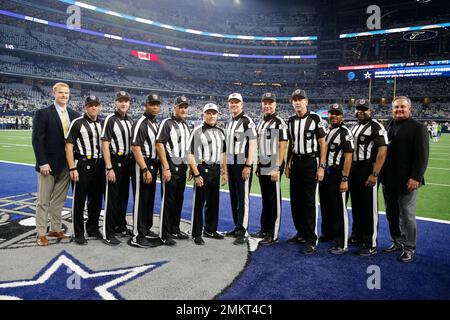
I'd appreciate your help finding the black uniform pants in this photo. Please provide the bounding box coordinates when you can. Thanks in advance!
[191,164,220,238]
[290,157,318,245]
[319,167,349,248]
[257,164,284,240]
[103,155,131,239]
[131,159,159,241]
[349,162,379,248]
[72,158,105,239]
[227,164,252,236]
[160,162,187,239]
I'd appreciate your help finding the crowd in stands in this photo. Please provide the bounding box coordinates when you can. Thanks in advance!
[1,83,449,130]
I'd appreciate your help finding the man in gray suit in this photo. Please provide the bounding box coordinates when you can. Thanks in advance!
[32,82,80,246]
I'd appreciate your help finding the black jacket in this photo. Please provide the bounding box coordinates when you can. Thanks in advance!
[380,117,429,192]
[32,104,80,176]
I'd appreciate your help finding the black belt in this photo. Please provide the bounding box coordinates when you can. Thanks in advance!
[353,160,372,165]
[76,155,101,162]
[293,153,317,160]
[200,162,220,167]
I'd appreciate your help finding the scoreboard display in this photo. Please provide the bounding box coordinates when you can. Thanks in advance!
[339,60,450,80]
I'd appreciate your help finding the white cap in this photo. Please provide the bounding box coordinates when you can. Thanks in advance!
[203,103,219,113]
[228,93,243,102]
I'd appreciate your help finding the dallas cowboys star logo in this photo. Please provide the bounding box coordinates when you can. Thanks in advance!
[0,250,167,300]
[364,71,372,79]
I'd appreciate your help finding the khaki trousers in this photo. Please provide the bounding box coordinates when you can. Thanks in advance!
[35,168,70,236]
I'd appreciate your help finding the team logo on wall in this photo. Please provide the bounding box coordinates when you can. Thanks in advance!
[403,30,438,42]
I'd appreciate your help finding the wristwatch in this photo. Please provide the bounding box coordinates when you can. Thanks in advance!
[371,172,379,177]
[341,176,349,182]
[244,164,252,168]
[319,163,326,169]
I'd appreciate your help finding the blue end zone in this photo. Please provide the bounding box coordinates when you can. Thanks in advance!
[1,162,449,299]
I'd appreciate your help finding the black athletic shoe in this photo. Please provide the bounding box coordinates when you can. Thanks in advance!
[103,236,121,246]
[328,246,348,255]
[302,244,317,255]
[250,230,267,238]
[224,229,238,238]
[356,246,377,256]
[172,231,189,240]
[397,251,413,262]
[233,236,248,245]
[129,237,152,248]
[203,231,224,240]
[287,234,307,244]
[194,236,205,245]
[259,235,276,245]
[146,230,159,239]
[163,237,177,246]
[383,243,402,253]
[74,237,88,245]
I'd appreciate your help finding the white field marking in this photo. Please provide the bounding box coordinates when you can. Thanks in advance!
[0,143,32,147]
[1,161,449,224]
[429,158,450,161]
[427,167,450,171]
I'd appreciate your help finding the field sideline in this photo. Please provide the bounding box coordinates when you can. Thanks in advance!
[1,129,449,221]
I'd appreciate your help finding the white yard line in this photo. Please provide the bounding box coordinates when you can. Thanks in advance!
[0,143,32,147]
[428,167,450,171]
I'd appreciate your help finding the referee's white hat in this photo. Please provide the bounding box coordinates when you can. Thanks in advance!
[203,103,219,113]
[228,93,243,102]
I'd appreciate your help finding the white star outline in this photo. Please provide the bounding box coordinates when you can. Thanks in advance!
[0,250,167,300]
[364,71,372,79]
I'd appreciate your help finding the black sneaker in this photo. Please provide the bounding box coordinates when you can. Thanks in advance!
[74,237,88,245]
[87,231,103,240]
[115,226,133,237]
[302,244,317,255]
[397,250,413,262]
[103,236,121,246]
[259,235,276,245]
[383,243,402,253]
[233,236,248,245]
[163,237,177,246]
[194,236,205,245]
[203,230,224,240]
[250,230,267,238]
[287,234,306,244]
[328,246,348,255]
[129,237,152,248]
[224,229,238,238]
[356,246,377,256]
[146,230,159,239]
[172,231,189,240]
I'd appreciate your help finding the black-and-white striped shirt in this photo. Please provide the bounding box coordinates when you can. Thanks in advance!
[188,123,226,164]
[351,118,388,162]
[256,113,288,166]
[101,111,133,155]
[131,113,158,160]
[288,111,327,155]
[225,112,257,165]
[156,115,190,162]
[325,124,354,167]
[65,114,102,158]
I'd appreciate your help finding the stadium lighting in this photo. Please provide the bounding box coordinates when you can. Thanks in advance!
[58,0,317,41]
[0,9,316,60]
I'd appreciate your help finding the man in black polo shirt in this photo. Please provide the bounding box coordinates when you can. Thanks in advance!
[101,91,133,245]
[129,93,163,248]
[187,103,227,245]
[252,93,288,245]
[225,93,257,245]
[65,95,104,245]
[286,89,327,254]
[318,104,354,255]
[156,95,191,246]
[349,99,388,256]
